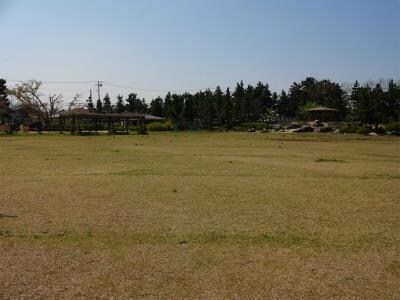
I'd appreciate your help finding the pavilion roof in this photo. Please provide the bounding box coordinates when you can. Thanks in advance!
[58,108,164,120]
[305,106,338,112]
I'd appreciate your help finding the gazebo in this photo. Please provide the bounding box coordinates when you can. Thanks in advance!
[58,108,163,134]
[305,106,338,122]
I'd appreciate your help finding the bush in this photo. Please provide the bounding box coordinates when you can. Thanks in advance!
[232,122,267,131]
[339,123,359,134]
[372,126,386,135]
[357,127,371,135]
[384,122,400,132]
[147,121,173,131]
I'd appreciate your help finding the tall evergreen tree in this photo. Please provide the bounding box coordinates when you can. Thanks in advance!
[0,79,10,123]
[221,88,233,128]
[125,93,139,112]
[385,80,400,122]
[86,93,94,112]
[213,86,224,124]
[96,98,103,113]
[164,92,173,119]
[232,81,245,123]
[183,93,194,121]
[171,93,184,121]
[115,95,125,113]
[150,96,164,117]
[103,93,112,113]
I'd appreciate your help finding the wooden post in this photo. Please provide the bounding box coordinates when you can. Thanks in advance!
[59,117,63,134]
[95,119,98,134]
[108,118,111,135]
[78,117,81,134]
[125,119,129,134]
[71,116,75,134]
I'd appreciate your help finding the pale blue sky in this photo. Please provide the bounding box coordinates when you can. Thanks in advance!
[0,0,399,103]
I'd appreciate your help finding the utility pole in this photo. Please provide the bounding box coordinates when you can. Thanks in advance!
[97,81,103,102]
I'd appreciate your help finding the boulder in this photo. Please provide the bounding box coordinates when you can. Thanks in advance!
[286,122,301,129]
[292,126,313,133]
[318,127,333,133]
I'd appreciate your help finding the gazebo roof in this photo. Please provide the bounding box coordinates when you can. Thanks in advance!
[58,108,164,120]
[305,106,338,112]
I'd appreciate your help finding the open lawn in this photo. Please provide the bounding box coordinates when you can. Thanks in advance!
[0,132,399,299]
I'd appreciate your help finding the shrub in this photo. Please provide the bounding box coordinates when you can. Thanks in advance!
[147,121,173,131]
[373,126,386,135]
[357,127,371,135]
[339,123,359,134]
[232,122,267,131]
[384,122,400,132]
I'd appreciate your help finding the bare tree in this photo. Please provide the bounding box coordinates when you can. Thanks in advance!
[68,93,82,111]
[9,80,64,130]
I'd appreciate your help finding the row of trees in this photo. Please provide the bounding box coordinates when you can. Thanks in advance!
[0,79,10,124]
[85,77,400,128]
[1,78,399,130]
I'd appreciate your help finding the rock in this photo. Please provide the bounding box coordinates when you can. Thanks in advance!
[311,120,323,127]
[318,127,333,133]
[368,132,378,136]
[286,122,301,129]
[247,128,256,132]
[291,126,313,133]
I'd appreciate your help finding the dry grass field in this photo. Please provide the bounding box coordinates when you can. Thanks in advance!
[0,132,399,299]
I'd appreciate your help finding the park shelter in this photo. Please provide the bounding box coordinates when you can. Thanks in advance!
[58,108,163,134]
[305,106,339,122]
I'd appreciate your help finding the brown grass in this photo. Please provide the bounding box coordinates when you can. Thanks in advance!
[0,132,399,298]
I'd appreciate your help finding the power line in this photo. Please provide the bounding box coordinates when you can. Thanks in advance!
[7,79,97,84]
[102,81,216,93]
[5,78,216,93]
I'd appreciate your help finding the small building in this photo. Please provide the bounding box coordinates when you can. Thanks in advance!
[305,106,339,122]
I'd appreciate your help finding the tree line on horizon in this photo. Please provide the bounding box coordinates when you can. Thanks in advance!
[1,77,400,129]
[86,77,400,128]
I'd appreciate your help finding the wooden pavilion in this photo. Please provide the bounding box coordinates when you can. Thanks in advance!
[305,106,339,122]
[58,108,163,134]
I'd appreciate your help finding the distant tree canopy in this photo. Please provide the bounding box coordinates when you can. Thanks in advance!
[0,79,10,123]
[80,77,400,128]
[351,80,400,126]
[3,77,397,130]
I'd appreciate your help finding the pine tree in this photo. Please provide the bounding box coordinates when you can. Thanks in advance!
[125,93,140,112]
[232,81,245,123]
[222,88,233,129]
[103,93,112,113]
[96,98,103,113]
[164,92,173,119]
[86,93,94,112]
[386,80,400,122]
[116,95,125,113]
[150,96,164,117]
[213,86,224,125]
[182,93,194,121]
[0,79,10,123]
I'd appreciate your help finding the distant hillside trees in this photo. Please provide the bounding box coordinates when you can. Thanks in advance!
[72,76,398,128]
[351,80,400,126]
[0,79,10,124]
